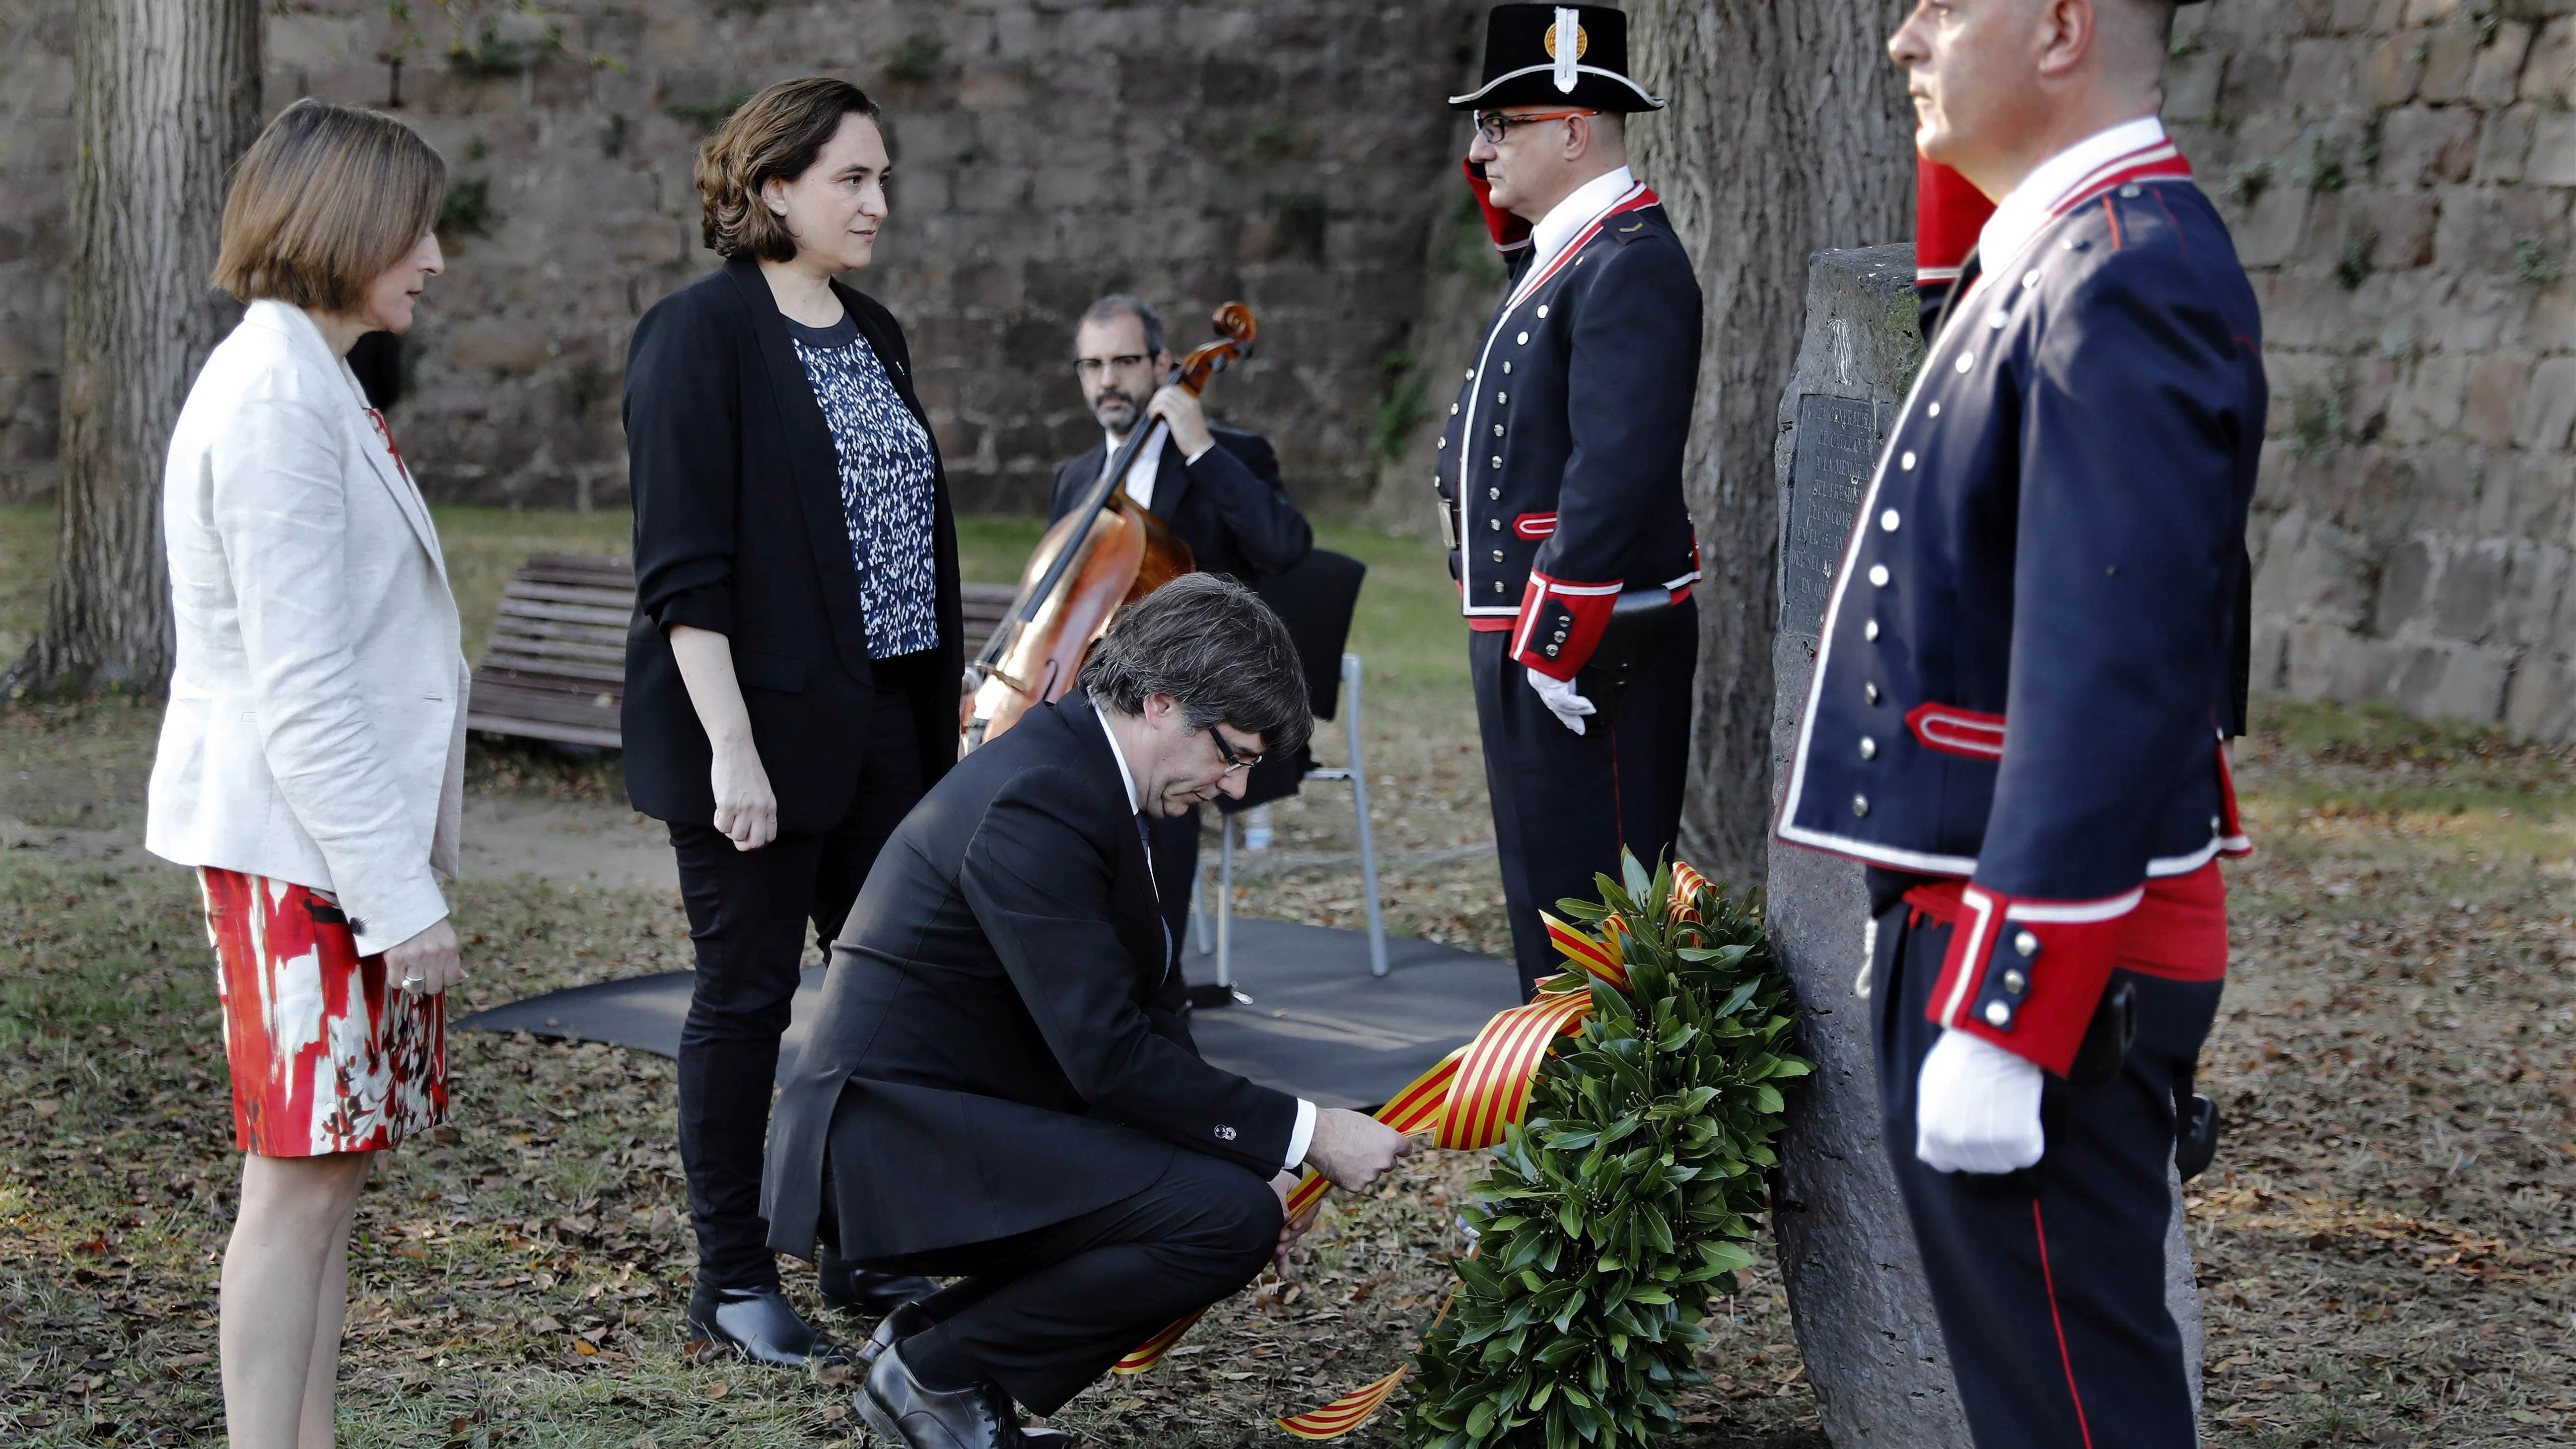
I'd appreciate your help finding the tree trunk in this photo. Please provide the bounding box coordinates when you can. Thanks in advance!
[1623,0,1915,888]
[7,0,260,694]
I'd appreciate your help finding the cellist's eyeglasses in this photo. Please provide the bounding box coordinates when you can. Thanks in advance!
[1074,354,1151,379]
[1473,109,1600,144]
[1206,726,1264,776]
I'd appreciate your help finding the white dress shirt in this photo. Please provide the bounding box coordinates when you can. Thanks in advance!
[1099,701,1318,1173]
[1976,116,2171,272]
[1524,164,1638,280]
[1101,424,1215,514]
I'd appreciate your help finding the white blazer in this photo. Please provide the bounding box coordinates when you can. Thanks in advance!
[147,299,469,956]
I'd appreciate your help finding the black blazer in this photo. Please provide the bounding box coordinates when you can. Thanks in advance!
[762,690,1301,1262]
[621,256,964,831]
[1047,426,1312,583]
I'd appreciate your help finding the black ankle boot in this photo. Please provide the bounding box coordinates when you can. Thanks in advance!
[685,1284,847,1368]
[818,1253,939,1316]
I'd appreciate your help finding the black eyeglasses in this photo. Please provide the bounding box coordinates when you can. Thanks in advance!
[1206,726,1264,776]
[1473,108,1600,144]
[1073,354,1151,379]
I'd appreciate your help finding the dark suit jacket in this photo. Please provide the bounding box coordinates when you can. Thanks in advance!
[621,256,964,832]
[1047,426,1311,584]
[762,690,1301,1262]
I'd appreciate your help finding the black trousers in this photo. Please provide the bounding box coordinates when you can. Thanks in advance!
[670,666,927,1291]
[850,1150,1281,1414]
[1872,896,2220,1449]
[1469,599,1696,999]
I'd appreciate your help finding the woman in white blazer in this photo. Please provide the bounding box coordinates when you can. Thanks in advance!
[145,99,460,1449]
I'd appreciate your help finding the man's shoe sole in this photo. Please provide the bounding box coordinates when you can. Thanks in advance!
[856,1387,905,1447]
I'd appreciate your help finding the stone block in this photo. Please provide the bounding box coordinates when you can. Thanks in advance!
[2519,356,2576,451]
[2431,536,2511,639]
[2476,25,2537,105]
[2503,651,2576,740]
[2464,353,2529,445]
[2374,533,2437,631]
[2368,30,2428,102]
[2284,514,2383,627]
[448,319,552,372]
[2369,191,2441,269]
[2287,36,2368,106]
[2525,18,2576,105]
[2231,181,2312,269]
[2385,352,2470,443]
[2377,104,2482,185]
[2502,541,2570,645]
[2417,21,2483,100]
[2389,640,2512,720]
[2530,111,2576,185]
[2475,103,2537,182]
[2403,0,2467,23]
[2286,620,2394,700]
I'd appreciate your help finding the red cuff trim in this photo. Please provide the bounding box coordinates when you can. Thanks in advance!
[1909,883,2139,1076]
[1510,572,1620,679]
[1906,702,2007,760]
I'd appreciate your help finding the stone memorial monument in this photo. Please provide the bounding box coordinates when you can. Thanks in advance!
[1763,245,2205,1446]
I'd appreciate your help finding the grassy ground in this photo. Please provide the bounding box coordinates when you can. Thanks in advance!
[5,505,2574,1446]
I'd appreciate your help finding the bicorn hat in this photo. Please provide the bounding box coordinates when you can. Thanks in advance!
[1449,5,1664,114]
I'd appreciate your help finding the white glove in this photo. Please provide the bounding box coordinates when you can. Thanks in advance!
[1915,1028,2045,1174]
[1525,668,1597,735]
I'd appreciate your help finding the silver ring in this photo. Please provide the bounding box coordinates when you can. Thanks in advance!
[400,974,426,989]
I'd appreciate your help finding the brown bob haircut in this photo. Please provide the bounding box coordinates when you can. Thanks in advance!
[695,77,882,262]
[212,99,446,312]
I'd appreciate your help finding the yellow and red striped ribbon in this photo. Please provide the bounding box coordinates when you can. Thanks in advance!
[1107,927,1640,1438]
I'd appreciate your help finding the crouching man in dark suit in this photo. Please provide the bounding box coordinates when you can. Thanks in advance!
[763,574,1416,1449]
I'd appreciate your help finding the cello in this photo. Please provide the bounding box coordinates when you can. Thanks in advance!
[962,302,1258,753]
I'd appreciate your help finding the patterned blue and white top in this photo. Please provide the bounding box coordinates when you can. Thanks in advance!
[787,312,940,660]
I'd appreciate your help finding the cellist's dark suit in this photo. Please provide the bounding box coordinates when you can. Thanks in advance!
[763,690,1297,1413]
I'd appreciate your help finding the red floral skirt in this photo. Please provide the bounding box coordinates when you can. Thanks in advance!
[198,867,447,1156]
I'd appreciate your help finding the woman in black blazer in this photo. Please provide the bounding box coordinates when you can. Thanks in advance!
[622,76,959,1364]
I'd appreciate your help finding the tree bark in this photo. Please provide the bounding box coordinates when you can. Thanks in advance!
[7,0,260,693]
[1624,0,1915,888]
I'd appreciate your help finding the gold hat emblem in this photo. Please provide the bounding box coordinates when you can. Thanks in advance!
[1542,21,1589,62]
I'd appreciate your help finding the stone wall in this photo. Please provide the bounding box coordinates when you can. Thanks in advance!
[2167,0,2576,733]
[0,0,1480,514]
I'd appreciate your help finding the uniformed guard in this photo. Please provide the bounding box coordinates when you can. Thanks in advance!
[1777,2,2255,1446]
[1436,4,1703,998]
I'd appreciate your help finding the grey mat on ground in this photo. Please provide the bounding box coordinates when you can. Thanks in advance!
[454,916,1523,1110]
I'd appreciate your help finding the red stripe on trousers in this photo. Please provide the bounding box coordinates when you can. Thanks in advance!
[2031,1201,2098,1449]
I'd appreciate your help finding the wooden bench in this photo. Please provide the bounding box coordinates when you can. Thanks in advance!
[465,553,1023,750]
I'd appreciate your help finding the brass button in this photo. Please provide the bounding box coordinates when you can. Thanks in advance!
[1487,487,1500,500]
[1928,402,1942,417]
[1858,737,1877,760]
[1491,456,1502,469]
[1863,620,1880,641]
[1543,643,1559,656]
[1864,682,1880,704]
[1437,437,1448,450]
[1869,564,1889,588]
[2014,930,2039,958]
[1490,549,1504,562]
[1954,352,1974,373]
[1493,581,1505,594]
[2021,271,2039,288]
[1983,1001,2012,1028]
[1535,305,1549,318]
[1516,331,1530,345]
[1851,795,1870,818]
[1987,311,2008,330]
[1502,361,1513,375]
[1900,451,1917,471]
[1496,392,1508,405]
[1488,518,1501,531]
[1880,509,1900,532]
[2002,969,2027,995]
[1493,423,1505,437]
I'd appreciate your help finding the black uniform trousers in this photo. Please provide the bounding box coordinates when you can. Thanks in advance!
[670,656,930,1292]
[1468,599,1696,999]
[836,1149,1281,1414]
[1872,894,2220,1449]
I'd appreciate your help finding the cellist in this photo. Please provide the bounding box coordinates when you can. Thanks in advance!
[1047,294,1313,985]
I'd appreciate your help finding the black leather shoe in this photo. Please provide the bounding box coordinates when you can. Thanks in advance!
[818,1253,940,1316]
[859,1340,1019,1449]
[854,1301,935,1372]
[686,1285,847,1368]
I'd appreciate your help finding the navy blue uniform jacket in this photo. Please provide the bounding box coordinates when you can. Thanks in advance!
[1434,181,1701,676]
[1777,158,2266,1073]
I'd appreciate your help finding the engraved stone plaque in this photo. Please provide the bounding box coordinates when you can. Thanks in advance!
[1780,393,1881,640]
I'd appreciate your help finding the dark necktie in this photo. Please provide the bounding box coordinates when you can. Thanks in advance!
[1137,810,1173,977]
